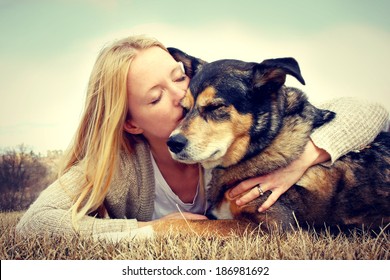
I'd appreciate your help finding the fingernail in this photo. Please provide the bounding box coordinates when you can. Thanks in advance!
[236,199,242,206]
[258,207,264,213]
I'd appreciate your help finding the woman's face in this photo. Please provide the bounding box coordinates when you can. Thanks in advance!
[125,47,190,143]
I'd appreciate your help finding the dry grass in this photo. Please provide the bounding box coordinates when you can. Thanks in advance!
[1,211,388,260]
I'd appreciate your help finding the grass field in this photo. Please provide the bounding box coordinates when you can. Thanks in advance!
[1,211,388,260]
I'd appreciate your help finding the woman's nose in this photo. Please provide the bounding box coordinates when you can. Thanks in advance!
[170,84,187,104]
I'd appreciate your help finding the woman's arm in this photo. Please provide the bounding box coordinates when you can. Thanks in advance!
[16,165,207,242]
[15,167,143,242]
[229,97,389,212]
[311,97,388,163]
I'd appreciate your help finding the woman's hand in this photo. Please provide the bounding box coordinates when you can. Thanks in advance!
[228,140,330,212]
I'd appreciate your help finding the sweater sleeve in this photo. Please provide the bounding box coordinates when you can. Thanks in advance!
[311,97,389,164]
[15,167,153,242]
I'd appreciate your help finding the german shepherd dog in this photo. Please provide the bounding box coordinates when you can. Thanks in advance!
[165,47,390,233]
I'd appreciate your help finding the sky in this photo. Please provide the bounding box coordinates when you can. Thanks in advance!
[0,0,389,154]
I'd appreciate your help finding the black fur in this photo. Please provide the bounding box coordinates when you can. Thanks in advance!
[168,48,390,232]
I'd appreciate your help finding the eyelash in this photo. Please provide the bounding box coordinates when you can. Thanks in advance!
[175,75,187,82]
[150,94,162,105]
[150,74,187,105]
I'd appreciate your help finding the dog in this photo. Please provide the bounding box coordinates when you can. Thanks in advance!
[164,47,390,233]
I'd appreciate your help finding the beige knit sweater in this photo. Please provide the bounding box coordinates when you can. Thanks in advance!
[15,98,389,241]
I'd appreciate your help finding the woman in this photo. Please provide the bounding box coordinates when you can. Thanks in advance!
[16,35,388,241]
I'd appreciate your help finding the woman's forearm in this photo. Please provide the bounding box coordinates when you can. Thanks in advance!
[311,97,388,164]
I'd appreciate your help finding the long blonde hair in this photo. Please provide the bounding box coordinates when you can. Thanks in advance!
[61,35,166,229]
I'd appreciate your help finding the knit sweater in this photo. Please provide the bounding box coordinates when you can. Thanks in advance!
[15,98,389,241]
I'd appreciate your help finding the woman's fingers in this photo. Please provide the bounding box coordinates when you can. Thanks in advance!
[229,176,264,198]
[235,183,266,206]
[257,190,281,212]
[234,183,283,212]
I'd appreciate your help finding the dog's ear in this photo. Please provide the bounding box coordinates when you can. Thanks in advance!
[253,57,305,92]
[167,47,207,78]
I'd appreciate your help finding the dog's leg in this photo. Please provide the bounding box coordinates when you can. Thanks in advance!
[151,219,257,237]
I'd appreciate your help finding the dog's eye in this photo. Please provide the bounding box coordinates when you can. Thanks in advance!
[205,103,226,113]
[203,103,229,121]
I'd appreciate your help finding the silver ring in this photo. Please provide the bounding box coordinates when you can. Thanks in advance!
[256,184,264,196]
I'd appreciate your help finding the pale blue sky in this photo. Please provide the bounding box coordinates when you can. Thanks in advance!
[1,0,389,153]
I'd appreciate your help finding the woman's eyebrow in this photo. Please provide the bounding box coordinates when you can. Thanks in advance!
[171,62,185,76]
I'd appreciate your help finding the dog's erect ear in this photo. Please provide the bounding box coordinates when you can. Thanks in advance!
[253,57,305,92]
[167,47,207,78]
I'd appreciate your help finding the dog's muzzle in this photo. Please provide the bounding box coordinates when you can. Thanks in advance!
[167,134,188,154]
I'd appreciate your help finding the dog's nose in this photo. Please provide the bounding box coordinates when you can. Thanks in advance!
[167,134,188,154]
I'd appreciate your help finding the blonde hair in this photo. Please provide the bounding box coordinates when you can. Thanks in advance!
[61,35,166,229]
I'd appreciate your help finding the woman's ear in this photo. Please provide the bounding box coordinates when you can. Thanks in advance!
[124,119,144,135]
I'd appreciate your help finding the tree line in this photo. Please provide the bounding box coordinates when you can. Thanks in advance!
[0,144,59,211]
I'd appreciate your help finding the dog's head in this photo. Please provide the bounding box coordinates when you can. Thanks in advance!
[167,48,330,169]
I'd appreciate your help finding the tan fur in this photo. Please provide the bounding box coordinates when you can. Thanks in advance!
[296,167,338,200]
[221,107,253,167]
[209,113,312,189]
[214,192,246,218]
[181,90,195,110]
[197,86,217,107]
[174,87,254,169]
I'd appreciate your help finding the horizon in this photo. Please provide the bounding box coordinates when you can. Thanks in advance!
[1,0,389,154]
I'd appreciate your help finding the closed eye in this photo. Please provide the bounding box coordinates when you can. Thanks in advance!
[150,92,163,105]
[205,104,225,112]
[175,75,187,82]
[202,102,229,121]
[205,100,227,112]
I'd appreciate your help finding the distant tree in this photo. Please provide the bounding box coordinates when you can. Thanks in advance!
[0,144,50,210]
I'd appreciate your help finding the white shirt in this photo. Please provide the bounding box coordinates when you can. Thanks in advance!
[151,154,211,219]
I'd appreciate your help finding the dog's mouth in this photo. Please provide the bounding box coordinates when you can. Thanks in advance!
[172,150,219,159]
[170,148,223,169]
[168,124,235,169]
